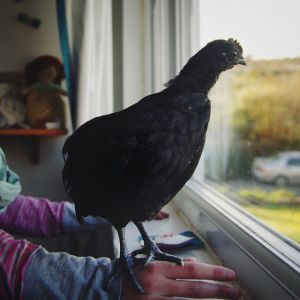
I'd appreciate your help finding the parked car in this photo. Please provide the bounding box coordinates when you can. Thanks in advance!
[252,151,300,186]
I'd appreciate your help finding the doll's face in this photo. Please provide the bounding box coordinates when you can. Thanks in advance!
[37,65,58,84]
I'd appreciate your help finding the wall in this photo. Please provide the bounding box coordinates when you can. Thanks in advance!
[0,0,61,70]
[122,0,148,108]
[0,0,69,200]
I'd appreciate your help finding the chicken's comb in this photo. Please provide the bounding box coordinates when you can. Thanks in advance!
[228,38,243,52]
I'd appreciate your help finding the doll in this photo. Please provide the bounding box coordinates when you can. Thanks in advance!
[0,83,26,128]
[23,55,67,128]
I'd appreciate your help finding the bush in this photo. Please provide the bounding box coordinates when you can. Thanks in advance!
[239,188,297,205]
[239,188,268,203]
[232,58,300,156]
[269,189,297,204]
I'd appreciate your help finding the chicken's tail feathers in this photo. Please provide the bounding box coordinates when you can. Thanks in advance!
[76,213,84,224]
[62,135,71,161]
[62,162,73,196]
[75,202,89,224]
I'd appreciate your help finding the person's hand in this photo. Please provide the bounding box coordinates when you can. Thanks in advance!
[122,258,241,300]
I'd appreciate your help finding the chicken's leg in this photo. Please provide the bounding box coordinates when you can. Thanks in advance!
[133,221,183,266]
[107,227,144,293]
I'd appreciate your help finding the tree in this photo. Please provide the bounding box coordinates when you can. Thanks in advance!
[232,58,300,156]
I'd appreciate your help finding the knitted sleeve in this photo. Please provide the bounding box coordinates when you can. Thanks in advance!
[0,195,109,237]
[0,229,121,300]
[23,247,121,300]
[0,229,39,300]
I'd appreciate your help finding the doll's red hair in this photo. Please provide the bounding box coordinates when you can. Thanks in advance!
[24,55,65,85]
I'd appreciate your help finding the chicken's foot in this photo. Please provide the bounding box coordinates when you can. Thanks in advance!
[133,221,183,266]
[106,227,144,294]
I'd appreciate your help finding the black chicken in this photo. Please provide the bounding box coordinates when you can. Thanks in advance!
[62,38,245,293]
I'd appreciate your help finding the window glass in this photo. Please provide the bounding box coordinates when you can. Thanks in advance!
[199,0,300,245]
[287,159,300,167]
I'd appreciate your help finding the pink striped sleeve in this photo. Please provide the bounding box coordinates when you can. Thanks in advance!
[0,229,39,300]
[0,195,65,237]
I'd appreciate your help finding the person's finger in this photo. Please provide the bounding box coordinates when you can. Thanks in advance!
[158,261,237,281]
[163,280,241,299]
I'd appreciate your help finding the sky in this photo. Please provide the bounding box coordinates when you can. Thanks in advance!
[199,0,300,59]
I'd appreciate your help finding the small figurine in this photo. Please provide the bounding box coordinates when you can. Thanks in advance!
[23,55,67,129]
[0,83,27,128]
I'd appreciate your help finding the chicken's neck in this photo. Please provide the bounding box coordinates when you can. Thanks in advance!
[193,70,220,93]
[168,69,220,94]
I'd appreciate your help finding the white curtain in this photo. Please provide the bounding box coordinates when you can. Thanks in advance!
[122,0,199,107]
[66,0,113,127]
[65,0,198,127]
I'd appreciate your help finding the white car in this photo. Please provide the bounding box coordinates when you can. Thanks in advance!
[252,151,300,186]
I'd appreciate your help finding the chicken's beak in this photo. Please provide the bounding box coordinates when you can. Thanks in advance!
[236,57,246,65]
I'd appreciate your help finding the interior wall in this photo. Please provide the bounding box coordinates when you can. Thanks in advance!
[0,0,69,201]
[122,0,148,108]
[0,0,61,70]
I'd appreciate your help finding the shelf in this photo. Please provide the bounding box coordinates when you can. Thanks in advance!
[0,129,68,164]
[0,129,67,136]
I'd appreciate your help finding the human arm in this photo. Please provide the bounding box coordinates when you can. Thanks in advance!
[0,195,109,237]
[122,259,241,300]
[0,229,121,300]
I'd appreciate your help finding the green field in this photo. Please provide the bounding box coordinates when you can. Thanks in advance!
[244,205,300,244]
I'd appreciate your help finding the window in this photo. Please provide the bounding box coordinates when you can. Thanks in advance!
[196,0,300,245]
[172,0,300,298]
[287,158,300,167]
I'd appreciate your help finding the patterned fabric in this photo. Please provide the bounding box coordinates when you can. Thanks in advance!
[0,148,22,213]
[0,229,39,300]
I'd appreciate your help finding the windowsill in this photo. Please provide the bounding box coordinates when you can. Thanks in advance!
[125,203,245,299]
[122,180,300,299]
[126,204,216,264]
[170,180,300,300]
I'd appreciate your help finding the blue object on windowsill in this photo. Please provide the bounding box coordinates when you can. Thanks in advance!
[139,230,205,252]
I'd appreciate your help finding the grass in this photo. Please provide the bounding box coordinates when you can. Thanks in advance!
[214,183,300,244]
[244,204,300,243]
